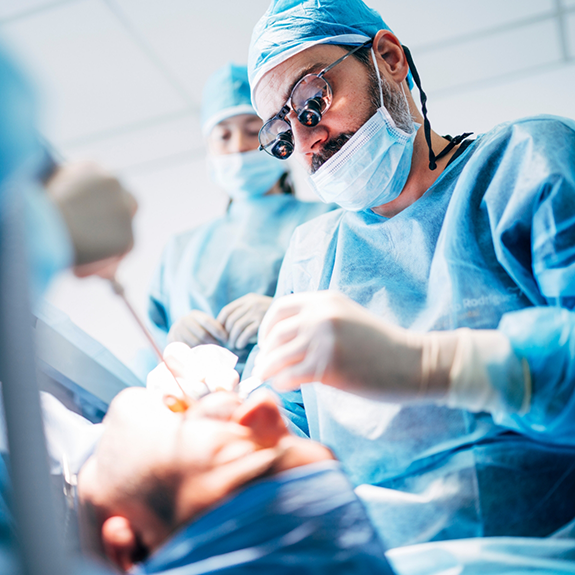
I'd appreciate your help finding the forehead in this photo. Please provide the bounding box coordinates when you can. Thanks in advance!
[212,113,262,132]
[254,44,349,121]
[104,388,244,436]
[93,389,244,474]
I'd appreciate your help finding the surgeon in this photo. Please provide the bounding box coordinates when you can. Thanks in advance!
[148,63,334,374]
[245,0,575,549]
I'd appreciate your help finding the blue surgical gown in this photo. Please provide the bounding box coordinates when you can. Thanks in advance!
[133,461,393,575]
[148,193,334,371]
[272,116,575,548]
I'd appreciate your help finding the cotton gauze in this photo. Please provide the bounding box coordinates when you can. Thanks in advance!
[147,342,239,399]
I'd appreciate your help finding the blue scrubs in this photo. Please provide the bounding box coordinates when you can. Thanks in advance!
[273,116,575,548]
[148,193,334,371]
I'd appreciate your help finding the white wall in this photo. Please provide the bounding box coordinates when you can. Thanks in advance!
[1,0,573,371]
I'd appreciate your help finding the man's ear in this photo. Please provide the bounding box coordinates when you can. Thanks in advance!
[232,389,287,448]
[372,29,409,84]
[101,516,148,572]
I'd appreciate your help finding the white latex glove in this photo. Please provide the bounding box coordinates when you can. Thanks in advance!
[217,293,273,350]
[147,342,239,400]
[168,310,228,348]
[254,292,529,414]
[46,162,137,266]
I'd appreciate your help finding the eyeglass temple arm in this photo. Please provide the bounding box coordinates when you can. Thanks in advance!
[319,39,373,77]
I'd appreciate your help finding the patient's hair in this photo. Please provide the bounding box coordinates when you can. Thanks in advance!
[138,473,178,528]
[78,472,178,563]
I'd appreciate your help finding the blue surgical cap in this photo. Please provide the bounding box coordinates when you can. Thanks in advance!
[248,0,412,113]
[201,63,257,136]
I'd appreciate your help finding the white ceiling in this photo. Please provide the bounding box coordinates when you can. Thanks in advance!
[0,0,573,369]
[1,0,573,168]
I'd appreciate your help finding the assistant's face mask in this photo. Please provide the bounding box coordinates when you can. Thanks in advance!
[309,50,419,212]
[208,149,287,201]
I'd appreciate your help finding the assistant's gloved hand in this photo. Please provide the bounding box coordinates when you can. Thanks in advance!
[168,310,228,348]
[253,292,530,414]
[46,162,137,266]
[217,293,273,350]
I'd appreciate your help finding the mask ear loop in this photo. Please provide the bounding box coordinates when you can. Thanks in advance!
[402,45,472,170]
[402,45,436,170]
[370,48,384,108]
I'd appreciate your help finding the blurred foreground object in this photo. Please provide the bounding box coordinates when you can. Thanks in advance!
[46,162,137,267]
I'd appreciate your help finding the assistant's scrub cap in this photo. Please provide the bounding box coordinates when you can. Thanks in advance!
[248,0,412,114]
[201,63,257,136]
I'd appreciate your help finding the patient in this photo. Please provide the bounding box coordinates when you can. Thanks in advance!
[77,387,393,574]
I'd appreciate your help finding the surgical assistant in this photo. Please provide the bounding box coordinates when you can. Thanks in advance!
[148,63,334,373]
[246,0,575,549]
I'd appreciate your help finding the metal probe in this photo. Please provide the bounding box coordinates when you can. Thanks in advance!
[108,277,193,406]
[108,278,258,404]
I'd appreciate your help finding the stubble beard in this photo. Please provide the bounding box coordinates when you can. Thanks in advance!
[310,67,415,174]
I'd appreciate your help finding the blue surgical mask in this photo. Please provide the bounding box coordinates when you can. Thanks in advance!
[208,149,287,201]
[309,50,419,212]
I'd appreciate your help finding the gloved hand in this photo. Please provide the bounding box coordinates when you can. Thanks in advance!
[217,294,273,350]
[168,310,228,348]
[253,291,529,414]
[46,162,137,266]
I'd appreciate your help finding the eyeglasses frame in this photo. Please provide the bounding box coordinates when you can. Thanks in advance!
[258,39,373,157]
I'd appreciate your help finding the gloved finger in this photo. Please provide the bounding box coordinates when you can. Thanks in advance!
[167,327,200,346]
[252,335,307,381]
[193,313,228,344]
[169,321,217,347]
[271,348,330,391]
[233,321,260,351]
[257,315,300,354]
[258,293,313,342]
[220,304,250,335]
[228,312,257,349]
[271,367,314,391]
[168,327,202,347]
[217,297,247,326]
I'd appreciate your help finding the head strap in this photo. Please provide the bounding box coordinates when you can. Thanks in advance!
[402,45,472,170]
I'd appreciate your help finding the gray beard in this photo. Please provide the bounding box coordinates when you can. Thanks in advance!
[311,71,415,174]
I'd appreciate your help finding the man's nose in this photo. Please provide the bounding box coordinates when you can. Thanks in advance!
[288,109,329,156]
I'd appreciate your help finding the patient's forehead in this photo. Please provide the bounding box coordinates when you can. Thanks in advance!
[105,388,243,426]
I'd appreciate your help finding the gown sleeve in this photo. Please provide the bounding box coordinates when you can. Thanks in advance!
[485,117,575,442]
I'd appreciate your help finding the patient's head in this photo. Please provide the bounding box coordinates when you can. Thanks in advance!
[78,388,333,571]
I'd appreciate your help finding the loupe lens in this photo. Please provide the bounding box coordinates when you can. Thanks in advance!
[292,75,332,124]
[259,117,294,159]
[271,133,294,159]
[298,97,323,127]
[260,117,290,146]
